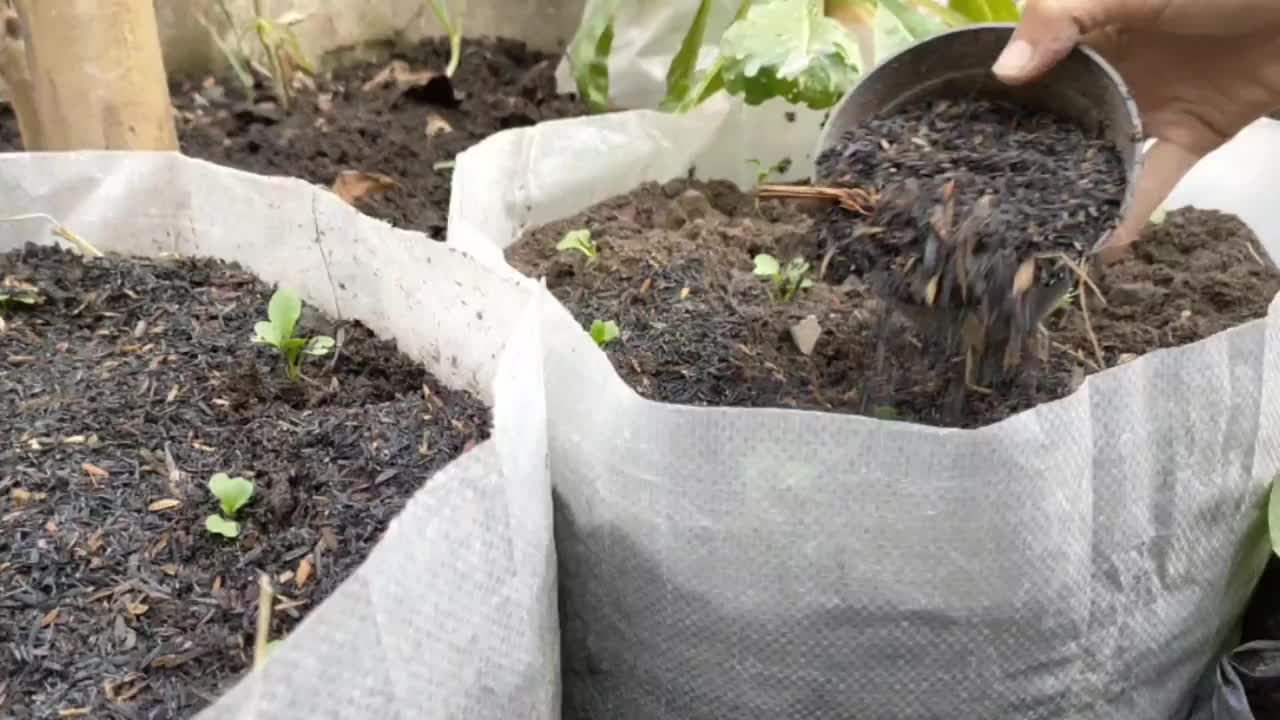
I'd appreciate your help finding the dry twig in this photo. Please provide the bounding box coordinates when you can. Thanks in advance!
[755,184,878,215]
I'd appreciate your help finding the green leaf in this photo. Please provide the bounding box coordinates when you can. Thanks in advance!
[429,0,466,77]
[753,254,781,277]
[205,514,241,538]
[661,0,715,111]
[589,319,620,347]
[303,335,335,356]
[873,0,954,63]
[209,472,255,517]
[252,320,281,347]
[267,288,302,341]
[1270,477,1280,556]
[949,0,1020,22]
[266,639,284,656]
[1150,206,1168,225]
[556,229,597,257]
[718,0,861,110]
[567,0,618,113]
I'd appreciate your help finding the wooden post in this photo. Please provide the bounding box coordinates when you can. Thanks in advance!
[0,3,40,148]
[9,0,177,151]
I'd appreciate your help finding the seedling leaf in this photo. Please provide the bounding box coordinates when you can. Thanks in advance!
[589,319,620,347]
[567,0,618,113]
[209,472,254,518]
[660,0,715,111]
[753,253,813,302]
[267,288,302,340]
[718,0,862,110]
[753,254,781,277]
[252,288,332,381]
[206,514,241,538]
[304,335,336,355]
[428,0,467,77]
[556,229,598,259]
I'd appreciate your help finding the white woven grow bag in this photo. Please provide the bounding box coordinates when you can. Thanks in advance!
[447,99,1280,719]
[0,153,559,719]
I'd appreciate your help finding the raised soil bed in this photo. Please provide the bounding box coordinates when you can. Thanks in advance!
[510,178,1280,429]
[0,244,488,717]
[0,37,586,239]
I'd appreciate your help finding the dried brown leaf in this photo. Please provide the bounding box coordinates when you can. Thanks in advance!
[1012,258,1036,297]
[332,170,401,206]
[296,555,313,589]
[81,462,109,479]
[425,112,453,137]
[147,498,182,512]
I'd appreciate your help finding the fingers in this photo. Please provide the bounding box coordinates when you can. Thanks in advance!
[991,0,1165,85]
[1091,138,1201,254]
[992,2,1084,84]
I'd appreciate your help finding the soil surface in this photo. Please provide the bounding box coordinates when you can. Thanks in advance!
[0,244,488,718]
[814,98,1128,386]
[510,179,1280,428]
[0,37,586,239]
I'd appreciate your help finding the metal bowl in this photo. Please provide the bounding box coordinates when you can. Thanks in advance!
[812,22,1143,207]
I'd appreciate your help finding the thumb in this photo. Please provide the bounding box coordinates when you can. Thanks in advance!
[1091,138,1201,254]
[991,0,1149,85]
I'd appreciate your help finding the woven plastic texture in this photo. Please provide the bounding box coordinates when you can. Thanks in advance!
[449,106,1280,719]
[0,152,559,720]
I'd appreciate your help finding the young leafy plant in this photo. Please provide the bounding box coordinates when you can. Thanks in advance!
[567,0,619,112]
[718,0,863,110]
[754,253,814,302]
[427,0,467,77]
[205,472,255,539]
[557,229,599,261]
[198,0,314,107]
[589,319,620,347]
[197,0,257,98]
[253,0,315,111]
[251,288,335,382]
[747,157,793,186]
[576,0,1014,114]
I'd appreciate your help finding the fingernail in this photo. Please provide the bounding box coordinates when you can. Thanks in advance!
[992,39,1033,78]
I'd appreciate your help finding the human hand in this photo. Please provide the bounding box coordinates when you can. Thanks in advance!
[991,0,1280,258]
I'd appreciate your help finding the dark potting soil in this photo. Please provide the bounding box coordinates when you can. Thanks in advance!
[0,37,586,239]
[509,178,1280,428]
[814,98,1127,387]
[0,244,488,718]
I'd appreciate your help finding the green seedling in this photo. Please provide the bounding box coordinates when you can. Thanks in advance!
[747,157,792,187]
[197,0,257,98]
[253,0,316,112]
[205,472,255,539]
[427,0,468,77]
[589,319,620,347]
[433,159,456,173]
[754,253,813,302]
[252,288,335,382]
[557,229,599,261]
[200,0,314,109]
[1150,206,1168,225]
[1049,287,1078,317]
